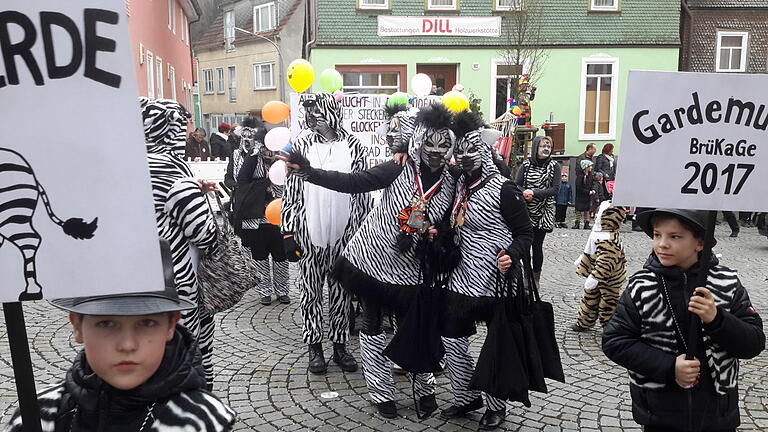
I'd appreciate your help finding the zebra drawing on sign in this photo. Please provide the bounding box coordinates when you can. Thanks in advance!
[0,147,98,301]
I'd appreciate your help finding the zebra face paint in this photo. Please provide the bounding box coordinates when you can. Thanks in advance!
[537,138,553,159]
[305,104,336,140]
[240,127,256,153]
[420,128,454,170]
[455,140,482,174]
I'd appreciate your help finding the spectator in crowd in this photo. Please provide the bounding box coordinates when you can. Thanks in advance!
[722,211,740,238]
[603,209,764,432]
[574,160,595,229]
[185,128,210,161]
[592,171,609,211]
[573,144,597,227]
[555,172,572,228]
[594,143,617,181]
[210,122,234,160]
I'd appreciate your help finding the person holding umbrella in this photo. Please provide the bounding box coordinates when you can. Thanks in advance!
[603,209,764,431]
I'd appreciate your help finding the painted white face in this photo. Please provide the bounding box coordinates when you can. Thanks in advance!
[240,127,256,152]
[419,128,454,170]
[537,139,552,159]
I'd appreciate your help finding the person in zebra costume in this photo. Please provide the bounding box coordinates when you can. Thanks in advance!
[139,97,219,389]
[440,110,533,430]
[514,135,560,286]
[603,209,764,432]
[571,201,627,331]
[282,102,457,419]
[281,93,372,375]
[225,116,289,306]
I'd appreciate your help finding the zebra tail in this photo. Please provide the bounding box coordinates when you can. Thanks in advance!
[63,217,98,240]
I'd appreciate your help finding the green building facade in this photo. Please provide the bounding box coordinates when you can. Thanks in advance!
[308,0,681,155]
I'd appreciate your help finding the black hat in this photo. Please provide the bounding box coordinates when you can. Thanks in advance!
[49,239,196,316]
[636,208,716,246]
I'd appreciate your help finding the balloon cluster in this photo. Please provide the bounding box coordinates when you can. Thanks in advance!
[287,59,343,94]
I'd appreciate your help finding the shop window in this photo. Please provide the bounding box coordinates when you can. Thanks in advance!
[342,71,400,94]
[716,31,748,72]
[203,69,214,94]
[579,57,618,140]
[254,3,276,32]
[427,0,457,11]
[253,63,275,89]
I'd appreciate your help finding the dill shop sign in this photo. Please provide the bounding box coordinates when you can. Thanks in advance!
[613,71,768,212]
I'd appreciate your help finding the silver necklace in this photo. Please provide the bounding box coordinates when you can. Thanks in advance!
[660,276,688,352]
[314,142,334,169]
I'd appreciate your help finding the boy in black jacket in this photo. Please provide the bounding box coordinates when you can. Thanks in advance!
[4,241,236,431]
[602,209,764,432]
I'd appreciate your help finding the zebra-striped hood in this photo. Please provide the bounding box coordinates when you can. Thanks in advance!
[452,110,500,180]
[303,92,348,139]
[139,97,191,157]
[409,103,455,174]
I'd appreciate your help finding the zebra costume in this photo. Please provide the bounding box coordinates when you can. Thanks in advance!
[442,111,533,417]
[281,93,371,349]
[287,103,457,413]
[229,119,288,303]
[603,257,764,430]
[514,136,560,277]
[140,98,218,387]
[573,202,626,329]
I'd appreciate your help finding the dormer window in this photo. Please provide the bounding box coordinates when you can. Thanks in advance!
[359,0,388,10]
[224,10,235,51]
[254,3,277,33]
[427,0,457,11]
[591,0,618,12]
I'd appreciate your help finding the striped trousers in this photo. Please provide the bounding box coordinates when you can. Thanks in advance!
[442,336,506,411]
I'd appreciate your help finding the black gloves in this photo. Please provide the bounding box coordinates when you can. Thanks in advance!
[285,150,313,179]
[283,236,303,262]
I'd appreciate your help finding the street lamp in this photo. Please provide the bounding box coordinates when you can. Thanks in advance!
[233,27,285,103]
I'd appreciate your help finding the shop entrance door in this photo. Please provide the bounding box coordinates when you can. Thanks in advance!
[416,64,457,95]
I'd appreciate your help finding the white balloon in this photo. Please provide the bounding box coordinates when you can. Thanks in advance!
[411,73,433,97]
[265,127,292,151]
[268,160,287,185]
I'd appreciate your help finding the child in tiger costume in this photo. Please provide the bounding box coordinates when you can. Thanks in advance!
[571,201,626,331]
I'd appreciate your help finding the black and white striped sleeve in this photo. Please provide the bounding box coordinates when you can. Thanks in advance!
[164,178,217,252]
[281,140,308,235]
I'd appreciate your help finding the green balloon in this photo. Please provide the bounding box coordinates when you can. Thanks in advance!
[319,69,343,93]
[387,92,411,108]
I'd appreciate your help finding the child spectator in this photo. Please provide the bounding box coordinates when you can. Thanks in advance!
[571,201,626,331]
[591,171,609,212]
[603,209,764,431]
[555,172,572,228]
[4,241,237,432]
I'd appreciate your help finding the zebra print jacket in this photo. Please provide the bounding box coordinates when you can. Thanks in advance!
[4,326,236,432]
[603,255,764,429]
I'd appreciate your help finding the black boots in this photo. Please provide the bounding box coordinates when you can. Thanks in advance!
[479,408,507,430]
[417,394,438,419]
[440,396,484,419]
[308,343,327,374]
[332,342,358,372]
[376,401,397,419]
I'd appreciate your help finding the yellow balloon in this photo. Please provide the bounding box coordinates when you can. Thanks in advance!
[441,90,470,114]
[287,59,315,93]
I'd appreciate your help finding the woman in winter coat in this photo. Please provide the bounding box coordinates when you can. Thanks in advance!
[515,135,560,285]
[139,98,219,389]
[574,160,595,230]
[594,143,617,180]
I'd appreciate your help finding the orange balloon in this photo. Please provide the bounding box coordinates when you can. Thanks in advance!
[262,101,290,124]
[265,198,282,226]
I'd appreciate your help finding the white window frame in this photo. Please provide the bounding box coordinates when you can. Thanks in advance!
[495,0,523,12]
[228,66,237,103]
[715,30,749,73]
[253,3,277,33]
[578,55,619,141]
[427,0,457,11]
[185,15,190,46]
[181,13,185,41]
[216,67,225,94]
[203,69,214,94]
[590,0,618,11]
[253,62,276,89]
[156,56,164,98]
[488,55,530,120]
[359,0,389,10]
[146,50,155,98]
[224,10,235,51]
[341,71,400,94]
[171,0,177,33]
[169,65,177,100]
[167,0,173,29]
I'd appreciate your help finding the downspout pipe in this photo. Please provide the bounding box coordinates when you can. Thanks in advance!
[680,0,693,71]
[304,0,316,60]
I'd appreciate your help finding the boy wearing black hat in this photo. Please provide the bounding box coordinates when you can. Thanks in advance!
[602,209,764,432]
[4,242,236,431]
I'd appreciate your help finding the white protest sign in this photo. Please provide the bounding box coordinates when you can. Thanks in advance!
[613,71,768,212]
[289,93,440,167]
[0,1,164,302]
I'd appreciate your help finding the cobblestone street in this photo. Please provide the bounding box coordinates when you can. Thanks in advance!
[1,224,766,431]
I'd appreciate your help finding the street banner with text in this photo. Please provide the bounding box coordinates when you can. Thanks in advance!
[612,71,768,212]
